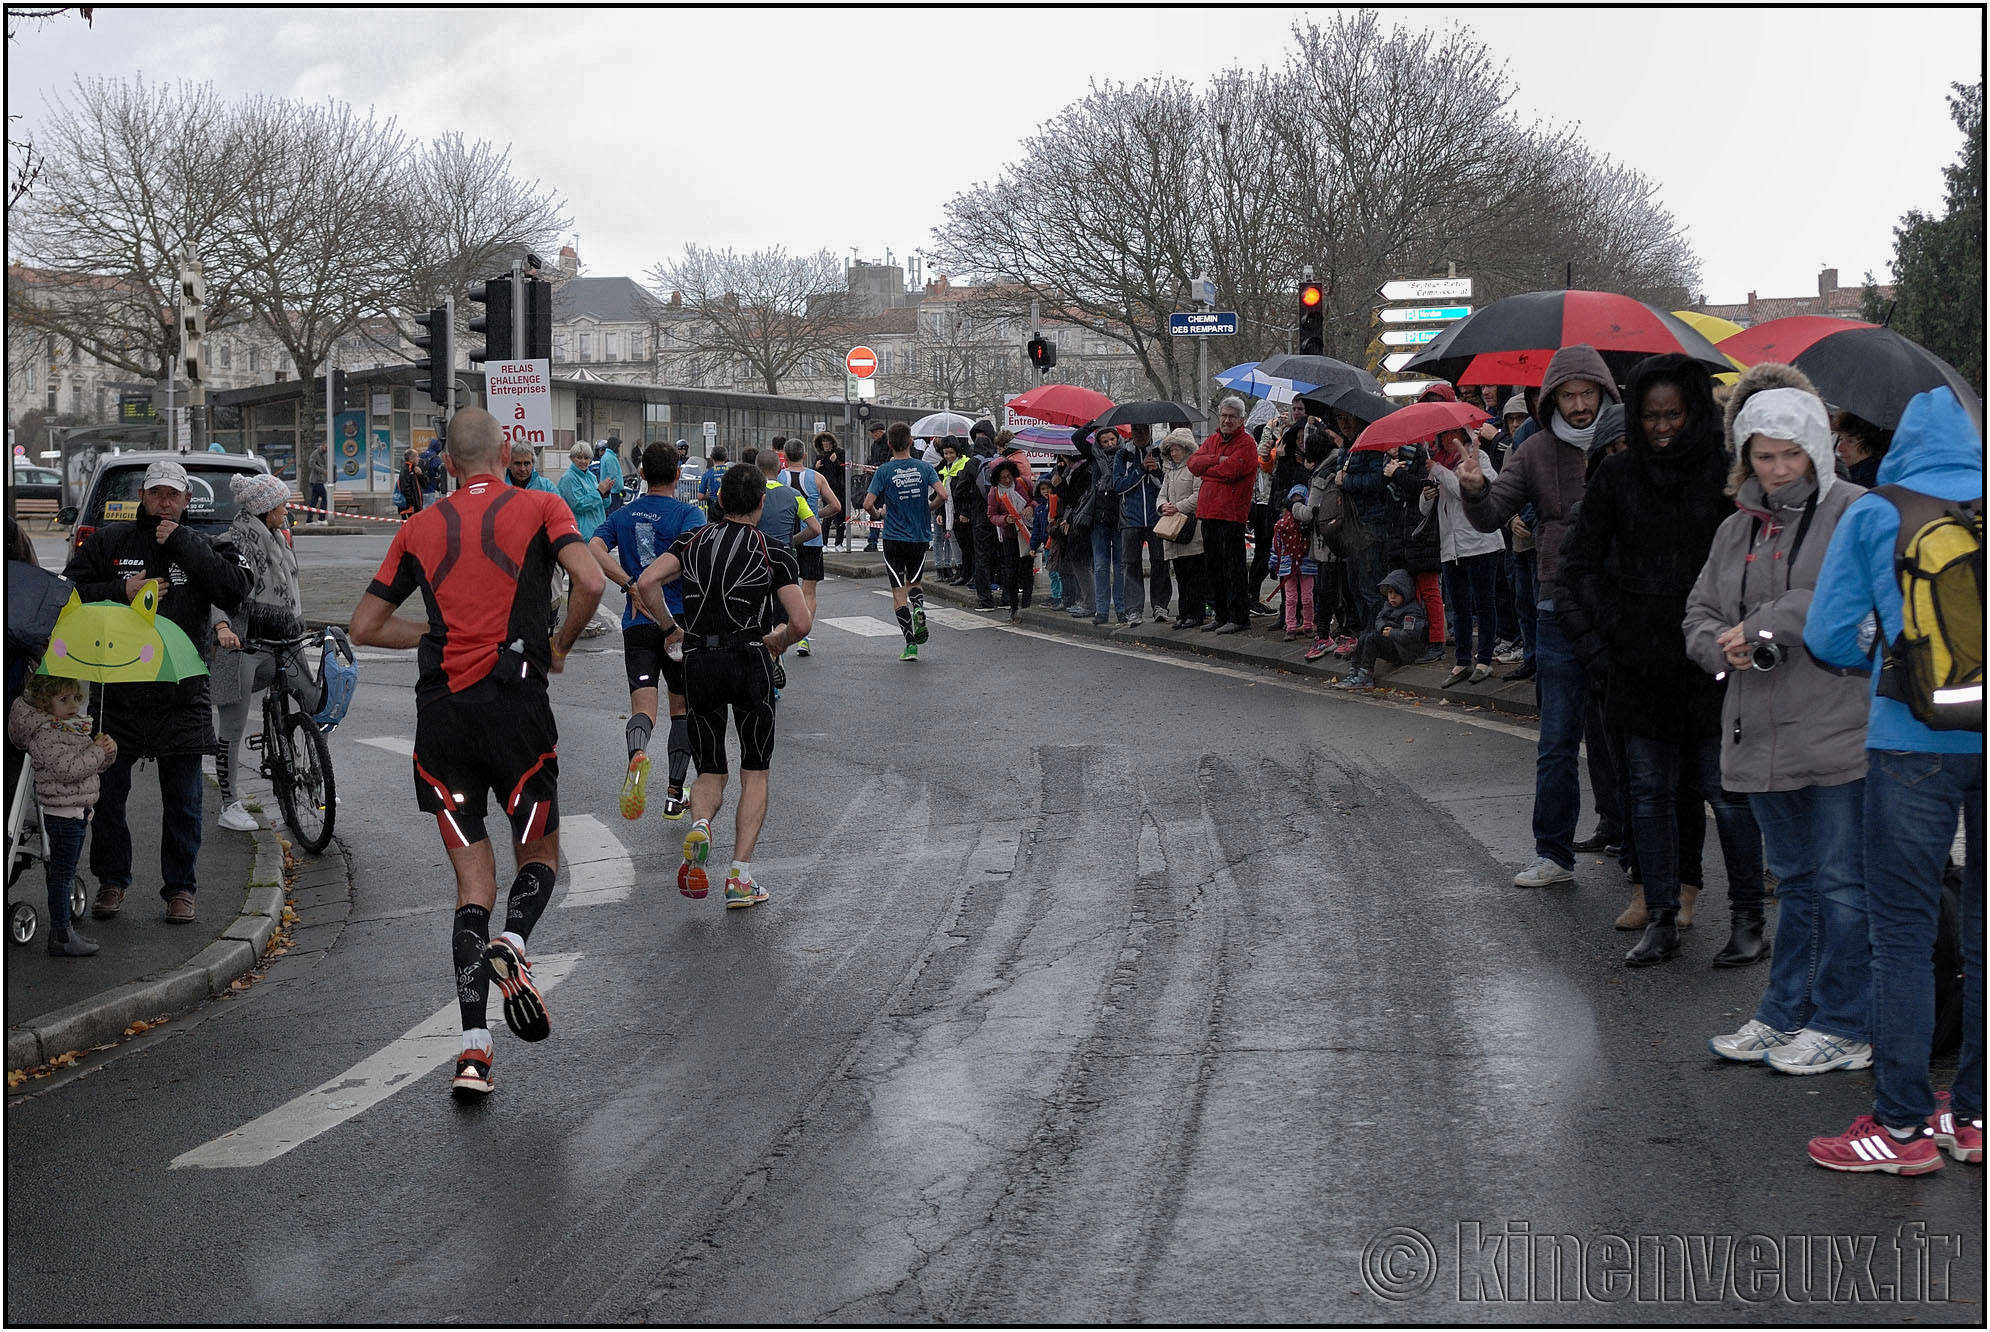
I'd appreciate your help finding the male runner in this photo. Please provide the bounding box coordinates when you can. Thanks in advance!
[590,442,705,821]
[633,464,812,908]
[755,448,820,694]
[863,421,947,661]
[349,407,604,1098]
[779,437,841,656]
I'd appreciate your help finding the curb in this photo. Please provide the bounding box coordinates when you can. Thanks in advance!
[5,820,287,1074]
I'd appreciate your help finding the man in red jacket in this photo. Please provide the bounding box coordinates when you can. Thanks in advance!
[1188,395,1259,634]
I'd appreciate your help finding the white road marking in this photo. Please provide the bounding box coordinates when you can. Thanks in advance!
[924,607,1000,632]
[353,651,413,662]
[558,814,636,908]
[170,952,582,1170]
[355,736,414,758]
[821,615,901,638]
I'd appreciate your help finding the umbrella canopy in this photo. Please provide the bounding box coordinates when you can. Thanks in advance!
[5,561,74,663]
[1005,384,1116,429]
[1215,361,1308,399]
[1307,384,1400,426]
[1715,318,1983,431]
[1091,399,1200,429]
[1403,289,1734,386]
[1256,353,1381,395]
[1350,401,1489,453]
[909,411,977,440]
[1009,422,1081,454]
[1671,310,1745,385]
[39,582,207,684]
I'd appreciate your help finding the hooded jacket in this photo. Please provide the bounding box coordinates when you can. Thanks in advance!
[8,696,116,812]
[61,509,248,757]
[1683,363,1869,791]
[1557,354,1734,740]
[1460,344,1619,592]
[211,508,305,710]
[1111,445,1165,528]
[1804,386,1984,754]
[1186,425,1258,523]
[1372,569,1430,648]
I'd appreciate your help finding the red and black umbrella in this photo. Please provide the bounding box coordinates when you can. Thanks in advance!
[1005,383,1116,429]
[1402,289,1733,387]
[1349,401,1489,452]
[1716,317,1983,431]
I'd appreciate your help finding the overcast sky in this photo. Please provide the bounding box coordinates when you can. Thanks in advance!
[8,6,1982,306]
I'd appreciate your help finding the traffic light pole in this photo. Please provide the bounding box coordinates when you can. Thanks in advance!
[510,258,526,365]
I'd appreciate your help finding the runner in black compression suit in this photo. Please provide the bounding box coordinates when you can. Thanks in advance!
[633,463,812,909]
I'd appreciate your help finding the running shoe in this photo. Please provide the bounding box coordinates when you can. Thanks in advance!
[796,636,811,657]
[1932,1091,1985,1163]
[1807,1115,1943,1175]
[900,643,919,662]
[679,818,712,898]
[482,937,550,1043]
[620,752,650,820]
[1304,638,1334,662]
[771,656,788,690]
[724,872,758,908]
[1765,1028,1874,1075]
[660,784,687,821]
[1708,1018,1799,1063]
[450,1045,494,1097]
[911,607,930,644]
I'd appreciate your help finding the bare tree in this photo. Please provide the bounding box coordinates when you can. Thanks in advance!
[645,245,855,394]
[881,302,1021,411]
[6,7,93,213]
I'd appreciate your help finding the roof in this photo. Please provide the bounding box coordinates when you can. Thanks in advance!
[551,276,667,324]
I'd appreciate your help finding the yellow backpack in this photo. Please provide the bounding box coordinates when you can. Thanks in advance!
[1874,486,1984,731]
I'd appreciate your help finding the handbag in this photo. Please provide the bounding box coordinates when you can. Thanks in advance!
[1156,510,1198,544]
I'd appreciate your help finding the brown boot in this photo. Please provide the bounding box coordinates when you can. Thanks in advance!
[1678,883,1700,929]
[1615,884,1648,930]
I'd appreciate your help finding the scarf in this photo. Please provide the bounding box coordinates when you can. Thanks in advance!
[1551,410,1599,451]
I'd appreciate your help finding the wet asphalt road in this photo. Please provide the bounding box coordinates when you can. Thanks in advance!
[5,556,1981,1323]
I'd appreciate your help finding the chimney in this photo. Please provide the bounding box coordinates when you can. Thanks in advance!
[1818,267,1838,299]
[1747,290,1758,319]
[559,245,578,278]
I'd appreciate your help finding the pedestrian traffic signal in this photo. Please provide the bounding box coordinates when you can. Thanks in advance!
[1298,282,1324,357]
[412,299,452,407]
[466,276,514,365]
[523,277,553,362]
[1027,336,1057,373]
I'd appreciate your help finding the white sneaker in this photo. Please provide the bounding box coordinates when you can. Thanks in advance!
[217,801,260,832]
[1765,1028,1875,1075]
[1512,857,1574,887]
[1708,1018,1801,1063]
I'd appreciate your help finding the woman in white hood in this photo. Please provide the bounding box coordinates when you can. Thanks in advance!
[1683,363,1874,1075]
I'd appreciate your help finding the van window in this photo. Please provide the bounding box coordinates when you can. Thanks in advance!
[93,463,247,527]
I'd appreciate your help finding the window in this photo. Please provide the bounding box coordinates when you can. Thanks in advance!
[578,333,592,362]
[554,334,569,360]
[628,332,644,361]
[903,349,919,376]
[219,342,232,369]
[605,332,619,360]
[70,382,82,413]
[248,347,259,372]
[25,365,35,393]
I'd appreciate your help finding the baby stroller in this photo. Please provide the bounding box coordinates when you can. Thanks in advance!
[5,750,89,945]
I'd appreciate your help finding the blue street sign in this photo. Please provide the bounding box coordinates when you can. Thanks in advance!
[1169,311,1239,336]
[1378,305,1473,324]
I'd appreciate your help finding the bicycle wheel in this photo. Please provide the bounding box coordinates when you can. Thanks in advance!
[275,711,337,854]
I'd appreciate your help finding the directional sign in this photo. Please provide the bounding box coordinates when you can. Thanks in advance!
[1383,380,1442,398]
[1169,311,1239,336]
[845,345,878,379]
[1378,277,1473,302]
[1379,305,1472,324]
[1380,327,1444,347]
[1382,352,1418,373]
[485,359,553,449]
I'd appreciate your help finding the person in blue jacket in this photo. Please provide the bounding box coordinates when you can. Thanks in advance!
[1113,430,1171,625]
[1801,385,1983,1176]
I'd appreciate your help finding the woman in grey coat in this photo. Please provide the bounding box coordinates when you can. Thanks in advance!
[1684,363,1873,1074]
[210,473,305,832]
[1156,429,1207,629]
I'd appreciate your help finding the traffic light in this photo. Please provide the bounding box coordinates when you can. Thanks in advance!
[523,277,553,361]
[466,275,514,365]
[179,262,206,385]
[413,298,453,407]
[1298,281,1324,357]
[1026,335,1057,373]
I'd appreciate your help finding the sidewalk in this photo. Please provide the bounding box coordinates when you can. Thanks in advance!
[5,768,288,1073]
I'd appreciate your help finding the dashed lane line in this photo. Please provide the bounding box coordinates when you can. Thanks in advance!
[557,814,636,908]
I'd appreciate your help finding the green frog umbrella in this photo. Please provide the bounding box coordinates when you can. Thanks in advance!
[38,579,208,687]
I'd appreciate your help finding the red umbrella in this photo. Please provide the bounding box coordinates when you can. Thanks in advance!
[1714,315,1878,365]
[1403,289,1733,386]
[1350,401,1489,452]
[1716,317,1982,430]
[1006,383,1116,429]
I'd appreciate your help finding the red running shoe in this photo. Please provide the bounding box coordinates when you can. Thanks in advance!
[451,1045,494,1097]
[1807,1114,1943,1174]
[483,937,550,1042]
[1933,1091,1985,1163]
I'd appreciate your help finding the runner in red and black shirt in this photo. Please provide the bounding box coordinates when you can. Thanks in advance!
[349,408,604,1098]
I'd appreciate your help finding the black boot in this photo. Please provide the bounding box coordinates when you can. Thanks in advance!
[1625,907,1680,968]
[1711,908,1770,968]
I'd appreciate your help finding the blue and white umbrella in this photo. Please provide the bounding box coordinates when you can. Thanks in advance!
[1214,361,1300,398]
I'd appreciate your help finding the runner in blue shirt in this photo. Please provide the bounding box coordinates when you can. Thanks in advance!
[590,442,707,820]
[696,446,728,515]
[863,422,947,661]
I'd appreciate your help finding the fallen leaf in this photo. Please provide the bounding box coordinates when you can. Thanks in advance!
[123,1019,154,1035]
[230,978,251,991]
[6,1070,25,1089]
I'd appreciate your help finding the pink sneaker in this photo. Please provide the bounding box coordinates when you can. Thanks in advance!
[1304,638,1333,662]
[1932,1091,1985,1163]
[1807,1114,1944,1174]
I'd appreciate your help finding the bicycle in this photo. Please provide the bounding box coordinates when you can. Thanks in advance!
[245,632,345,854]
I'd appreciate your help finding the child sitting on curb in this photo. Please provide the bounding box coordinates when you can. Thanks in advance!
[1332,569,1430,691]
[7,674,118,956]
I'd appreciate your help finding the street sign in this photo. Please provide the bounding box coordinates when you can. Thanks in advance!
[1168,311,1239,336]
[1381,352,1418,373]
[1378,305,1472,323]
[857,377,876,400]
[484,359,553,449]
[1380,327,1444,347]
[1378,277,1473,302]
[702,421,717,440]
[845,345,878,379]
[845,372,861,402]
[1383,380,1441,398]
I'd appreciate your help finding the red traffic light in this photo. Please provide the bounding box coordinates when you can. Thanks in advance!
[1300,284,1323,308]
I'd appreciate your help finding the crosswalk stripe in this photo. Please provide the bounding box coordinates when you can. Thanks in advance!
[355,736,414,757]
[557,814,635,908]
[169,952,582,1170]
[923,606,1000,632]
[820,615,902,638]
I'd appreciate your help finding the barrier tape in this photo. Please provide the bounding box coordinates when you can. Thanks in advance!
[286,502,405,525]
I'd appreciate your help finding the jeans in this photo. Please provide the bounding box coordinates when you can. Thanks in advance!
[1171,553,1207,623]
[1446,552,1501,665]
[1589,700,1625,841]
[1532,604,1591,869]
[1494,549,1521,645]
[972,521,997,604]
[1620,731,1763,915]
[1090,523,1126,617]
[44,813,87,934]
[1511,550,1538,667]
[308,482,329,519]
[1312,559,1348,638]
[92,748,204,898]
[1061,532,1093,612]
[1247,502,1273,602]
[1864,750,1984,1127]
[1749,782,1871,1041]
[1122,526,1171,616]
[1201,519,1249,627]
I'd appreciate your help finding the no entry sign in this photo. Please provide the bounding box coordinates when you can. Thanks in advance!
[845,346,878,379]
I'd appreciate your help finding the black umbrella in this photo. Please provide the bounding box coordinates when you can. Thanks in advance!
[1402,289,1733,386]
[5,560,72,662]
[1304,383,1399,426]
[1717,320,1983,432]
[1256,354,1381,395]
[1092,399,1201,429]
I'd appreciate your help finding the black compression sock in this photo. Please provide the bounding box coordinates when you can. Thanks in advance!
[626,713,654,761]
[667,716,691,785]
[895,605,915,643]
[504,862,557,943]
[908,585,926,609]
[452,904,491,1030]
